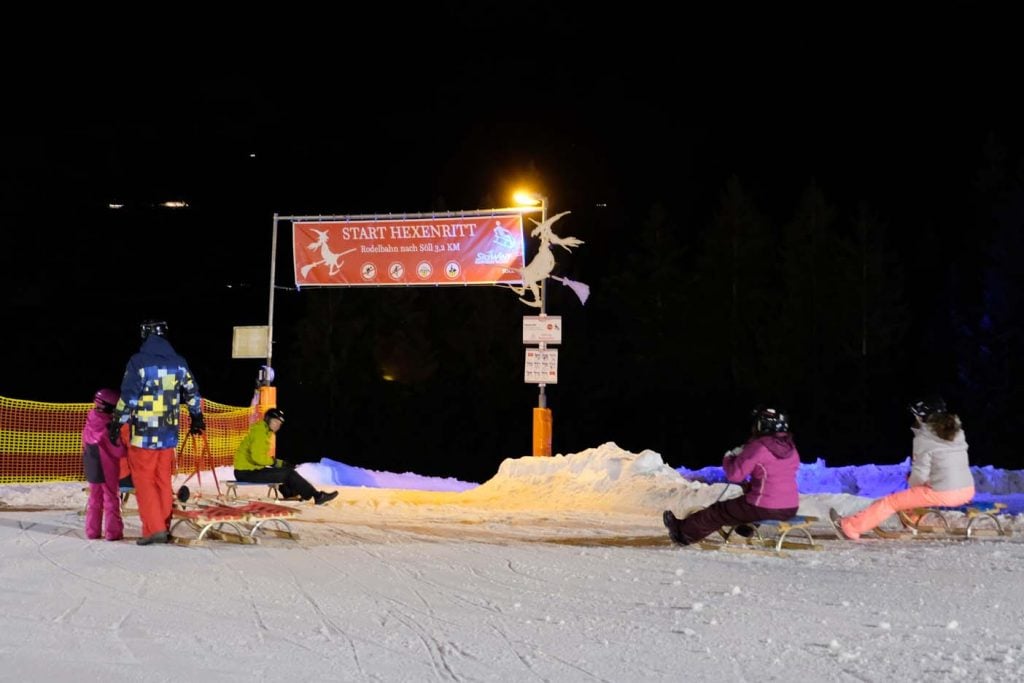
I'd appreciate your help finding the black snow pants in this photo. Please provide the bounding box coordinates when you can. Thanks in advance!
[674,496,798,544]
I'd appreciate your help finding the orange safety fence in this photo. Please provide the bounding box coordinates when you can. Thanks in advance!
[0,395,252,484]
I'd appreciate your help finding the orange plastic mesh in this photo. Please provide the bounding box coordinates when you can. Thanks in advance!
[0,395,252,484]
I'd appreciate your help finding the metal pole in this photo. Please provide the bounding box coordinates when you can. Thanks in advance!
[538,197,547,409]
[266,213,279,373]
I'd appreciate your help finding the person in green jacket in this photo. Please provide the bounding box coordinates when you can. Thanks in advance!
[234,408,338,505]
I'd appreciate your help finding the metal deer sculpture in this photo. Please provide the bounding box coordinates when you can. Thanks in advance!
[301,229,357,278]
[505,211,586,309]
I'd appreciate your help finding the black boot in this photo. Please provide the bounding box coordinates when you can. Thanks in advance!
[662,510,690,546]
[314,490,339,506]
[137,530,171,546]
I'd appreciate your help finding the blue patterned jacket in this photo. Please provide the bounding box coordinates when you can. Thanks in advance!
[113,335,202,449]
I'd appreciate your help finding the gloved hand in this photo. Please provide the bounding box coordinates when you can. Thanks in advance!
[723,445,744,459]
[107,420,122,446]
[189,412,206,435]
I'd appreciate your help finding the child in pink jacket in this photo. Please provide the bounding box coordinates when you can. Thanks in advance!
[83,388,128,541]
[830,396,974,540]
[663,406,801,545]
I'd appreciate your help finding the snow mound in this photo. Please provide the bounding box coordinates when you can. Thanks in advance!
[459,442,715,513]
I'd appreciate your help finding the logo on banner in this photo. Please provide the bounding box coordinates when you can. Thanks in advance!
[445,261,461,279]
[361,263,377,280]
[388,262,405,281]
[301,229,357,278]
[417,261,433,279]
[475,223,522,265]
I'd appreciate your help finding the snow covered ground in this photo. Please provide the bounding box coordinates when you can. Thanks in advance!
[2,443,1022,681]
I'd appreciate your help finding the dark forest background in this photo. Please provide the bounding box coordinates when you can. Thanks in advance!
[2,68,1023,483]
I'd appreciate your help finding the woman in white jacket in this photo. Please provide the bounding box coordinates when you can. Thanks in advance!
[830,396,974,540]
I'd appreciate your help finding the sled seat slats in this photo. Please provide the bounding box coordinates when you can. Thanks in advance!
[223,480,283,501]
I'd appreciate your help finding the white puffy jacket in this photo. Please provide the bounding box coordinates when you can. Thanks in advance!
[908,421,974,491]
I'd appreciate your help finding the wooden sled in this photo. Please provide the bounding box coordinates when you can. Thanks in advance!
[896,502,1012,538]
[710,515,823,554]
[171,501,301,544]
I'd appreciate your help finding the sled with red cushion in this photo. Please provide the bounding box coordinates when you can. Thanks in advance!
[170,501,301,544]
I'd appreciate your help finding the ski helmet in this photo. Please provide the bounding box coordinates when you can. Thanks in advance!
[264,408,285,424]
[140,320,168,339]
[909,395,947,420]
[752,406,789,435]
[94,388,119,412]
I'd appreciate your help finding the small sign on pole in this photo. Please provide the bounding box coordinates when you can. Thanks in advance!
[524,348,559,384]
[232,326,269,359]
[523,315,562,344]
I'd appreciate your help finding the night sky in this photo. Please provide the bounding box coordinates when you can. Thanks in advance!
[4,46,1023,481]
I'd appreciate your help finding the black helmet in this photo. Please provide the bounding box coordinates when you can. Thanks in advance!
[264,408,285,423]
[140,320,168,339]
[909,395,946,420]
[752,406,789,435]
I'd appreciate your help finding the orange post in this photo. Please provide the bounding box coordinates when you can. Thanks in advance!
[257,385,278,458]
[257,386,277,419]
[532,407,552,457]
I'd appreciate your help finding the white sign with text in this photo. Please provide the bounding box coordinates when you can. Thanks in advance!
[524,348,559,384]
[522,315,562,344]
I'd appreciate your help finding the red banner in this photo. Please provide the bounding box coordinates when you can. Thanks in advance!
[293,215,525,286]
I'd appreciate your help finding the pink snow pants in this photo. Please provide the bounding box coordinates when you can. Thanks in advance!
[85,450,126,541]
[840,485,975,539]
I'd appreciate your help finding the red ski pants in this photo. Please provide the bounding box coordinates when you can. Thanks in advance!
[127,446,175,537]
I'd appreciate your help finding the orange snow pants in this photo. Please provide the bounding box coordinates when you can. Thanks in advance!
[841,485,975,539]
[127,446,175,537]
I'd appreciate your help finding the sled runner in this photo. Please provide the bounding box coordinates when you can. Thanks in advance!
[895,502,1012,538]
[701,516,823,555]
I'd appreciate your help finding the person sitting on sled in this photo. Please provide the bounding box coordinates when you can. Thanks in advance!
[663,406,801,545]
[234,408,338,506]
[829,395,974,540]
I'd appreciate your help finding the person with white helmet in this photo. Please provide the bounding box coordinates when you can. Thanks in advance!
[233,408,338,505]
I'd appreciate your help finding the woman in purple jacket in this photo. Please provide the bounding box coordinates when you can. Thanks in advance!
[663,406,801,545]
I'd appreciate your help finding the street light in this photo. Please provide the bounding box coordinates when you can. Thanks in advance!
[512,191,548,315]
[514,190,553,457]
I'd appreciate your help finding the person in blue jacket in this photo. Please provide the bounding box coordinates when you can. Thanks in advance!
[110,320,204,545]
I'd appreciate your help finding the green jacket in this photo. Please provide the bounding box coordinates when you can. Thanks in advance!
[234,420,275,471]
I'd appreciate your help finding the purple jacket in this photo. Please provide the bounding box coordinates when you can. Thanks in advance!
[722,434,800,509]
